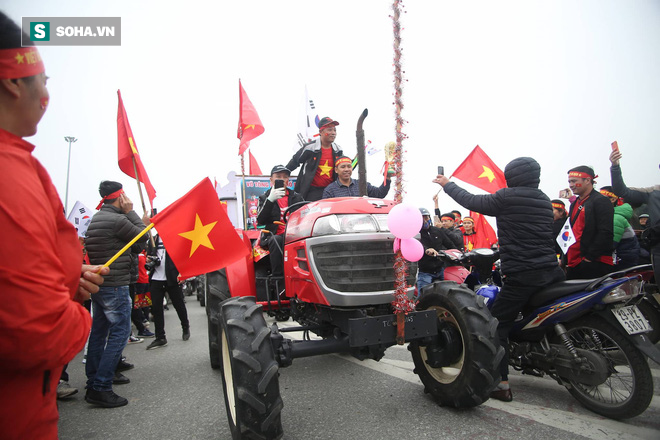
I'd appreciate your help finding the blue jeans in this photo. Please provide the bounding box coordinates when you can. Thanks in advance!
[85,285,131,391]
[417,269,444,295]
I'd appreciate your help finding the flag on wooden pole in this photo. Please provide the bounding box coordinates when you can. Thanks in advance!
[237,80,264,155]
[117,90,157,207]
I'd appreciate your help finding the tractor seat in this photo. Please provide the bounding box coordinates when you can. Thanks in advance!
[527,278,598,308]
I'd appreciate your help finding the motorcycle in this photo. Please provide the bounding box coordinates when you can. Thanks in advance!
[445,248,660,419]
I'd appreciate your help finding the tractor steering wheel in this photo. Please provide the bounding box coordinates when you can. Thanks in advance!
[282,201,310,223]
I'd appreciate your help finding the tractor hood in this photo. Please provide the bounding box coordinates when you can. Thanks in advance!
[285,197,396,244]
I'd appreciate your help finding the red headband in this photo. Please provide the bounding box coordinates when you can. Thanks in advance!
[96,189,124,210]
[441,215,454,221]
[463,216,474,223]
[600,189,617,199]
[552,202,566,210]
[0,47,45,79]
[568,171,598,179]
[335,157,352,167]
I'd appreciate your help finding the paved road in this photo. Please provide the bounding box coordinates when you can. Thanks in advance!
[59,297,660,439]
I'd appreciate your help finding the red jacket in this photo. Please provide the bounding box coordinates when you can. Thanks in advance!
[0,129,92,439]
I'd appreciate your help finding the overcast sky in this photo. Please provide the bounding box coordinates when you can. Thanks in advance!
[4,0,660,225]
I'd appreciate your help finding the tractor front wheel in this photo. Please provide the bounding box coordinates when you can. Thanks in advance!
[219,296,283,440]
[409,281,503,408]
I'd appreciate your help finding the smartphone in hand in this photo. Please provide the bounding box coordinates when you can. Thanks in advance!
[274,179,285,189]
[611,141,619,151]
[437,166,444,175]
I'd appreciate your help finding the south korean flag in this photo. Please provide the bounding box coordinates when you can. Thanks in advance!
[556,217,576,254]
[67,201,92,238]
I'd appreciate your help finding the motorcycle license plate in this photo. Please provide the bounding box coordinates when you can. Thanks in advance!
[612,305,652,335]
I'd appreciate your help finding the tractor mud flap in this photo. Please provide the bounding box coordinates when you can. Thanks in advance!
[348,310,438,347]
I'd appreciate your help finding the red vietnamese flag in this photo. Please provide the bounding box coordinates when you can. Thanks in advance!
[249,150,262,175]
[150,178,250,279]
[117,90,157,207]
[470,211,498,248]
[451,145,506,194]
[237,80,265,155]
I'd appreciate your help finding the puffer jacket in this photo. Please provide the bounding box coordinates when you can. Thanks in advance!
[443,157,557,275]
[612,203,639,267]
[85,204,148,286]
[613,203,633,243]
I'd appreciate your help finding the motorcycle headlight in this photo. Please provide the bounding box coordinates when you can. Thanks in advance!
[312,214,380,236]
[602,278,642,304]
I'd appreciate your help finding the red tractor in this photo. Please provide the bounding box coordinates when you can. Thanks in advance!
[204,196,504,440]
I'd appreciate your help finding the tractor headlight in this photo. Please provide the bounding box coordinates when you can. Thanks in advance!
[312,214,380,236]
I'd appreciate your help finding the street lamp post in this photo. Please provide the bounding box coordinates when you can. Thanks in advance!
[63,136,77,215]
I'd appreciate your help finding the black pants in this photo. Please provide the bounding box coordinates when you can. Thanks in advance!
[150,279,189,340]
[566,260,613,280]
[490,265,566,380]
[306,185,325,202]
[129,284,145,333]
[264,234,284,276]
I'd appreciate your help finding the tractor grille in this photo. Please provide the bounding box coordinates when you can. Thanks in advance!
[308,239,417,293]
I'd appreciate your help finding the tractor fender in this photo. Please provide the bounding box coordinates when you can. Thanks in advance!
[225,229,257,298]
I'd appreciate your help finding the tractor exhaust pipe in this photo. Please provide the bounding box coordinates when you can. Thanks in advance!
[356,108,368,197]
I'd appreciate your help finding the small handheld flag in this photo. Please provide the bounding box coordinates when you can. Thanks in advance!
[556,218,576,254]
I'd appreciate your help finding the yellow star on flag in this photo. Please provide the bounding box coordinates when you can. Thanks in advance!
[244,124,255,130]
[15,52,25,64]
[478,165,496,183]
[318,160,332,177]
[178,214,218,257]
[128,137,139,155]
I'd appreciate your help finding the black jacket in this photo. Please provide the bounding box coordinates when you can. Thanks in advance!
[85,204,148,286]
[443,157,558,275]
[567,191,614,262]
[286,139,343,199]
[611,163,660,249]
[257,189,305,235]
[418,226,456,273]
[446,227,464,250]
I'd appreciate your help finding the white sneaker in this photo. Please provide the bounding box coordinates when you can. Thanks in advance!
[128,335,144,344]
[57,380,78,399]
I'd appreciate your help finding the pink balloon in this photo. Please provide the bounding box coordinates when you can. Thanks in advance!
[400,238,424,262]
[393,237,401,252]
[387,203,423,239]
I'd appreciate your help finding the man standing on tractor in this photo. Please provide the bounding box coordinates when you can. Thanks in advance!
[257,165,305,276]
[286,117,343,201]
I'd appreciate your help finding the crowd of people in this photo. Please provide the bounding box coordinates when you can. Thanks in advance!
[1,10,658,439]
[431,153,658,403]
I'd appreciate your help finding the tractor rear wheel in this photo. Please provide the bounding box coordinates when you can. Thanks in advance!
[220,296,283,440]
[409,281,503,408]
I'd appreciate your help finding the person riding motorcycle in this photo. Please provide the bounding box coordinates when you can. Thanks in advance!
[433,156,565,402]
